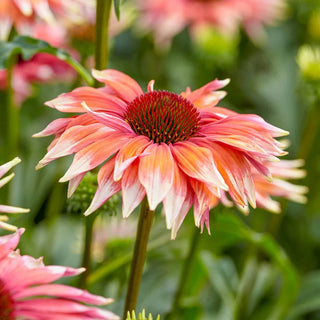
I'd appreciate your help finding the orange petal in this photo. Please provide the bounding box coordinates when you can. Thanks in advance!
[121,160,146,218]
[163,162,188,230]
[171,141,228,190]
[139,143,174,210]
[114,136,151,181]
[84,158,121,216]
[92,69,143,102]
[60,132,133,182]
[45,86,126,114]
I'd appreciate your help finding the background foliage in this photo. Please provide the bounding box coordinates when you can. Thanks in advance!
[0,0,319,319]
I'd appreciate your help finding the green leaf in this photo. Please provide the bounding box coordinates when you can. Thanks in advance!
[287,271,320,319]
[210,212,299,320]
[0,36,94,85]
[114,0,121,20]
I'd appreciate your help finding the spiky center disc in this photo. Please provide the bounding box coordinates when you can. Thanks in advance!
[0,280,14,320]
[125,91,200,144]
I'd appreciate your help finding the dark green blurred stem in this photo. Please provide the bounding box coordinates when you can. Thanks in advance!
[79,212,98,288]
[166,228,201,320]
[95,0,112,87]
[123,198,155,319]
[5,58,19,161]
[297,103,320,160]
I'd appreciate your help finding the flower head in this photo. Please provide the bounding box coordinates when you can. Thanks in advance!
[35,69,288,238]
[138,0,286,46]
[0,158,29,231]
[0,228,119,319]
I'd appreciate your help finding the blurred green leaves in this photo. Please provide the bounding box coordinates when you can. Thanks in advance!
[0,36,93,85]
[200,211,299,320]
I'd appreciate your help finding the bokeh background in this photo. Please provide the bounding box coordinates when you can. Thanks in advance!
[0,0,319,319]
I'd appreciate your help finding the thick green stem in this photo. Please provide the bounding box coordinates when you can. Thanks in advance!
[166,227,201,320]
[297,103,319,160]
[123,198,155,319]
[79,213,98,288]
[95,0,112,86]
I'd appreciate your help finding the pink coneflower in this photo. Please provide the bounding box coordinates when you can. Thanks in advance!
[0,228,119,319]
[0,158,29,231]
[34,69,288,238]
[138,0,285,46]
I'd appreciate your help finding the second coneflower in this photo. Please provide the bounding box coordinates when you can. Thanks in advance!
[34,69,288,238]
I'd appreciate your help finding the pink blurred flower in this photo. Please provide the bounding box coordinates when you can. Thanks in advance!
[34,69,288,238]
[0,0,90,39]
[0,158,29,231]
[0,23,76,105]
[138,0,285,46]
[0,228,119,319]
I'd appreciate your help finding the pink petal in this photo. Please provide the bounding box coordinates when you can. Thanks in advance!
[81,102,132,133]
[114,135,151,181]
[139,143,174,211]
[59,132,133,182]
[163,162,188,230]
[36,124,111,169]
[92,69,143,102]
[2,254,84,289]
[190,179,212,227]
[0,228,24,260]
[84,158,121,216]
[67,173,86,198]
[45,86,127,115]
[32,118,73,137]
[181,78,230,106]
[13,284,113,305]
[121,160,146,218]
[171,141,228,190]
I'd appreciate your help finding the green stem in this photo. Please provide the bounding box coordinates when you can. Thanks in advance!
[79,212,98,288]
[297,103,319,160]
[78,0,113,287]
[123,198,155,319]
[166,227,201,320]
[95,0,112,86]
[66,57,94,86]
[5,58,19,161]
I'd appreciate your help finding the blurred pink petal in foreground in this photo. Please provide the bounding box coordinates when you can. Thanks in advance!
[0,229,119,319]
[35,69,288,239]
[138,0,286,46]
[0,158,29,231]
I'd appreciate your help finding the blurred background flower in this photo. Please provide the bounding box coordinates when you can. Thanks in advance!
[137,0,286,47]
[0,158,29,231]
